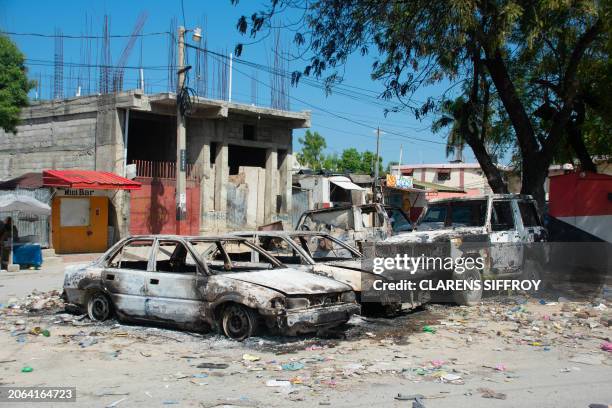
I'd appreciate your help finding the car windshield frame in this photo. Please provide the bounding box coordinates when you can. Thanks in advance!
[419,199,488,229]
[385,206,413,232]
[190,238,285,275]
[293,233,362,262]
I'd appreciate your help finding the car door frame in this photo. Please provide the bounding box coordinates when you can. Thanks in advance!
[101,237,155,319]
[143,237,209,325]
[487,198,523,275]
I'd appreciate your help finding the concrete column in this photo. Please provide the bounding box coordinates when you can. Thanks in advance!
[94,102,129,240]
[264,148,278,223]
[278,149,292,214]
[214,143,228,212]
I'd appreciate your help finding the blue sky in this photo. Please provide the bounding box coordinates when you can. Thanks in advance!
[0,0,477,166]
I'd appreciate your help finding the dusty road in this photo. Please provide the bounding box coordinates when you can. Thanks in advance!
[0,264,611,408]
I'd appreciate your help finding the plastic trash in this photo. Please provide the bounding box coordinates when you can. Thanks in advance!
[21,366,33,373]
[281,362,304,371]
[600,342,612,352]
[422,326,437,333]
[266,379,291,387]
[42,329,50,337]
[79,337,98,348]
[192,373,209,378]
[242,353,260,361]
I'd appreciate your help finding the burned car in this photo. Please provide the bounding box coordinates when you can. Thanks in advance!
[63,235,360,340]
[365,195,548,305]
[230,231,410,314]
[296,203,412,251]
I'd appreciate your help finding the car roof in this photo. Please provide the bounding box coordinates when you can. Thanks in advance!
[125,234,249,242]
[230,230,332,238]
[429,194,535,204]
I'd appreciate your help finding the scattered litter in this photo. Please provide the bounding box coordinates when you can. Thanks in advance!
[105,397,127,408]
[477,387,507,400]
[21,366,33,373]
[441,373,463,384]
[282,362,305,371]
[600,342,612,352]
[266,379,291,387]
[192,373,209,378]
[197,363,228,369]
[422,326,437,333]
[79,337,98,348]
[242,353,260,362]
[395,393,426,407]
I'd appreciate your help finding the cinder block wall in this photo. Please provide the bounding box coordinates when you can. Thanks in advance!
[0,112,97,179]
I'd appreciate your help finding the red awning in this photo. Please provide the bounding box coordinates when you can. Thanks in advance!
[42,170,141,190]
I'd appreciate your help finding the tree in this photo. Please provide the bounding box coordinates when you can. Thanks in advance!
[336,148,382,174]
[0,35,34,133]
[232,0,610,206]
[296,130,327,169]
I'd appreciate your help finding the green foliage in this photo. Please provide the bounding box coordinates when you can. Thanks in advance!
[0,35,34,133]
[296,130,382,173]
[234,0,610,203]
[337,148,382,174]
[296,130,327,170]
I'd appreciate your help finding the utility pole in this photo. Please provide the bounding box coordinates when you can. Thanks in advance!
[374,126,381,202]
[398,144,403,176]
[176,26,187,234]
[228,53,233,102]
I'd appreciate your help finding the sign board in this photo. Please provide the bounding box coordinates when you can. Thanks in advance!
[386,174,413,190]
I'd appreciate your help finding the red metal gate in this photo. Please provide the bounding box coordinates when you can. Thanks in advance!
[129,160,200,235]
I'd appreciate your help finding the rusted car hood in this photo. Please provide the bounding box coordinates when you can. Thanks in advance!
[222,268,350,295]
[385,227,486,243]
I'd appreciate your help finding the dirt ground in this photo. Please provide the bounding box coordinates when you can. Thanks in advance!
[0,266,611,408]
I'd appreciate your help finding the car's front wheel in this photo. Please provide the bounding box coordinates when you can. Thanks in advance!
[87,292,113,321]
[221,304,259,341]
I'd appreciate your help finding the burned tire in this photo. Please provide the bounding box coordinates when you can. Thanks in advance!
[452,268,483,306]
[87,292,112,321]
[221,304,259,341]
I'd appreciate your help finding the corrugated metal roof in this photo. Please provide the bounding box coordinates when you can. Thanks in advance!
[42,170,141,190]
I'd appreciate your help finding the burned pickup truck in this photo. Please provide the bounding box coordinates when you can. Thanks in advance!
[296,203,412,251]
[231,231,407,314]
[63,235,359,340]
[364,194,548,305]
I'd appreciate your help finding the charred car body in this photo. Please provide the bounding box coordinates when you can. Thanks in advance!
[230,231,408,314]
[296,203,413,251]
[364,195,548,305]
[63,235,360,340]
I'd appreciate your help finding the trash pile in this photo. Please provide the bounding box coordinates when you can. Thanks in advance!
[1,289,64,314]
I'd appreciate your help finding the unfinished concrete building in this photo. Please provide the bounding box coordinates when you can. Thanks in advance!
[0,90,311,242]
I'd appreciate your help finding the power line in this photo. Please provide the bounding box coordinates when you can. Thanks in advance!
[0,30,169,39]
[207,52,446,146]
